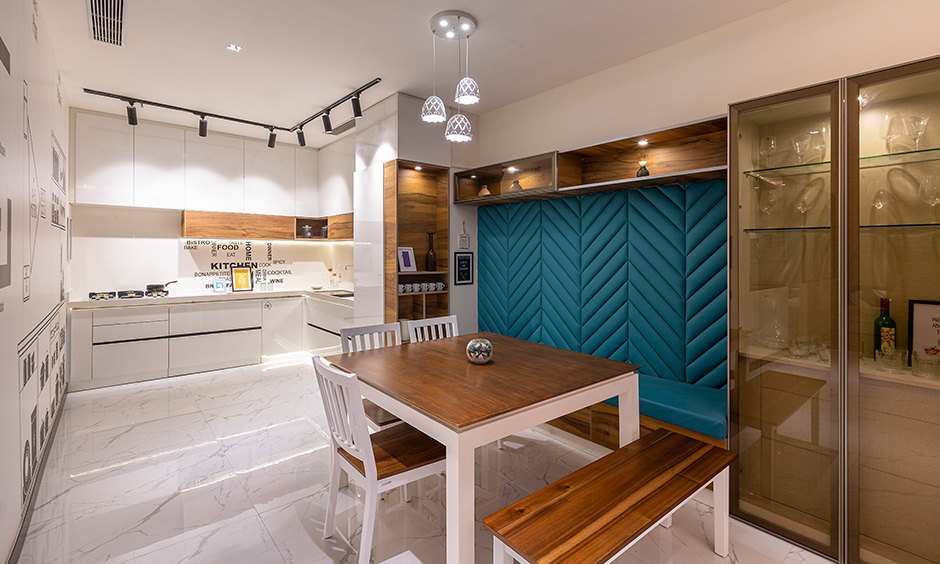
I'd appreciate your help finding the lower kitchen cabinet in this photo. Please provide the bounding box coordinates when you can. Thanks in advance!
[262,297,304,356]
[169,329,262,376]
[303,296,353,354]
[93,339,169,386]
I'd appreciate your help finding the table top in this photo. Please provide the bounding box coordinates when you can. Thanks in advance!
[324,332,639,431]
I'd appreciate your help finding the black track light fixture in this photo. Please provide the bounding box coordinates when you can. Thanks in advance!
[297,128,306,147]
[267,128,277,148]
[198,115,208,137]
[322,112,333,134]
[351,95,363,119]
[126,102,138,126]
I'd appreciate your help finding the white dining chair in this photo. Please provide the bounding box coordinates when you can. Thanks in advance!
[314,356,446,564]
[407,315,459,343]
[341,323,403,430]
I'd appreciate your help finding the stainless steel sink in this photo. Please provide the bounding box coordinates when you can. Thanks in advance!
[320,290,354,298]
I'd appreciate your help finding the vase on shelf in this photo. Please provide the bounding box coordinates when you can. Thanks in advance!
[426,232,437,271]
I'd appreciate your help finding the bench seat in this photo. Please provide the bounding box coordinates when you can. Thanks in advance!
[483,429,737,564]
[604,374,727,440]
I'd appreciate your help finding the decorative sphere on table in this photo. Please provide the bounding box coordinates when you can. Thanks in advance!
[466,338,493,364]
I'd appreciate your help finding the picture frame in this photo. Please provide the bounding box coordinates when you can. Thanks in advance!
[398,247,417,272]
[908,300,940,365]
[231,266,254,292]
[454,252,473,285]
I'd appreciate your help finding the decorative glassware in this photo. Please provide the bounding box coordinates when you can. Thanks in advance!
[902,113,929,150]
[426,232,437,271]
[758,186,778,215]
[466,338,493,364]
[920,175,940,206]
[788,336,812,359]
[875,347,907,373]
[759,134,776,167]
[636,160,650,177]
[508,180,523,191]
[791,133,813,164]
[813,124,828,162]
[301,225,313,238]
[817,341,832,364]
[912,350,940,380]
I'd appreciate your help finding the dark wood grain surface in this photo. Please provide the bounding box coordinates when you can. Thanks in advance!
[482,429,737,564]
[324,332,639,431]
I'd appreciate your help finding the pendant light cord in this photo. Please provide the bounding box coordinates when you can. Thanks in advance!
[466,34,470,77]
[456,17,462,113]
[431,32,437,95]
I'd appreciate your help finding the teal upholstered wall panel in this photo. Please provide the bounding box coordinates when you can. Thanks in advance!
[477,179,727,388]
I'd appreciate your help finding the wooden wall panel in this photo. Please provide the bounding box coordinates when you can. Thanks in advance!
[384,161,399,323]
[181,210,294,240]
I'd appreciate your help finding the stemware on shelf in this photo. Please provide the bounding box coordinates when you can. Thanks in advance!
[920,175,940,207]
[812,124,828,162]
[758,186,778,215]
[879,113,904,153]
[759,134,777,167]
[791,132,812,164]
[870,180,890,211]
[795,184,816,214]
[902,113,929,151]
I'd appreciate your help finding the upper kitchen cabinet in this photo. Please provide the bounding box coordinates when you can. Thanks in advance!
[318,135,354,216]
[73,112,134,206]
[294,147,319,217]
[245,140,295,216]
[134,121,185,209]
[184,131,246,213]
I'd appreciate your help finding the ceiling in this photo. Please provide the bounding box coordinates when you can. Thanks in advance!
[41,0,790,148]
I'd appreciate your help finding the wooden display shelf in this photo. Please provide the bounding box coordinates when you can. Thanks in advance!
[398,270,448,276]
[182,210,295,240]
[557,165,728,197]
[398,290,448,296]
[295,213,353,240]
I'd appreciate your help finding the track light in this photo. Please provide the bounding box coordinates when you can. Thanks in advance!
[322,112,333,134]
[198,115,208,137]
[351,95,363,119]
[267,128,276,148]
[297,129,306,147]
[126,103,138,126]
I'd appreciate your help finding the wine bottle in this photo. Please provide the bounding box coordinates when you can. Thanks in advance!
[426,232,437,272]
[873,297,896,359]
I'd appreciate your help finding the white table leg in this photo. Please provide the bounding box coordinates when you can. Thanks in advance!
[713,467,730,557]
[493,537,513,564]
[660,514,673,528]
[619,376,640,446]
[446,439,476,564]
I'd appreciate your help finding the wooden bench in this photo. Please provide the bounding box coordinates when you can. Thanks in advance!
[482,429,737,564]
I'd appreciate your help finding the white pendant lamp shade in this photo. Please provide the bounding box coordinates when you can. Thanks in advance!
[455,77,480,105]
[445,113,472,142]
[421,95,447,123]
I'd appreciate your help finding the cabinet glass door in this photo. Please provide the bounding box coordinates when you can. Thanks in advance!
[730,82,841,559]
[848,59,940,564]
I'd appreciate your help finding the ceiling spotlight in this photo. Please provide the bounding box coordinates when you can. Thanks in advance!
[267,128,276,148]
[638,139,649,146]
[322,112,333,133]
[446,30,455,38]
[351,95,363,119]
[198,115,208,137]
[507,166,519,173]
[296,128,306,147]
[470,175,477,179]
[461,22,470,31]
[227,44,242,52]
[126,102,138,126]
[415,166,423,171]
[439,18,449,27]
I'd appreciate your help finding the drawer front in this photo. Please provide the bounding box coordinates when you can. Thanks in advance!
[93,320,168,344]
[170,301,262,334]
[93,306,169,326]
[92,339,169,383]
[304,323,341,355]
[305,297,338,333]
[169,329,261,376]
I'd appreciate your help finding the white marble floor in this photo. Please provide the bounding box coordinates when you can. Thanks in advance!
[20,357,831,564]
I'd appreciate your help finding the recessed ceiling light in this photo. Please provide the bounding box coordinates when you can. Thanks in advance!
[439,19,449,27]
[637,139,649,146]
[227,44,242,52]
[415,166,423,171]
[470,175,477,179]
[507,166,519,173]
[461,22,470,31]
[446,30,455,38]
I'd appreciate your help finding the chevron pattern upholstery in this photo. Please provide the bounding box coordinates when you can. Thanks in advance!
[477,179,727,388]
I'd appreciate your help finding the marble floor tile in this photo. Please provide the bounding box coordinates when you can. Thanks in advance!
[22,359,824,564]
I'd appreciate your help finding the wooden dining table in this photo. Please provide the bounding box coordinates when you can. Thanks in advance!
[324,331,640,564]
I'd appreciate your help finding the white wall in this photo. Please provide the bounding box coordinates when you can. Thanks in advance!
[0,0,69,555]
[478,0,940,163]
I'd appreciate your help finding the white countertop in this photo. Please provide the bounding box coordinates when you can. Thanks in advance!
[68,289,354,310]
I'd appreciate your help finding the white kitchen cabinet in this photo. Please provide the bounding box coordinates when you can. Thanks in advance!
[92,339,169,386]
[93,306,169,326]
[169,300,261,334]
[245,140,295,216]
[262,297,304,356]
[294,147,319,217]
[169,329,262,376]
[68,310,93,384]
[73,112,134,206]
[134,122,185,209]
[303,297,353,354]
[318,135,354,216]
[184,132,245,213]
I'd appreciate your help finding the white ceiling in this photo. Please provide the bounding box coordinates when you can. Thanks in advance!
[41,0,790,148]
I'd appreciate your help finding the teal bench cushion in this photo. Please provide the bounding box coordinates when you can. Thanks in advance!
[605,375,727,440]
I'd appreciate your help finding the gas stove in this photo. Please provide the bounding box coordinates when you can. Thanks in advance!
[118,290,145,299]
[88,291,116,300]
[145,290,169,298]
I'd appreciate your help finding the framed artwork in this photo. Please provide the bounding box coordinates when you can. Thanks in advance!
[231,266,253,292]
[454,252,473,285]
[908,300,940,364]
[398,247,417,272]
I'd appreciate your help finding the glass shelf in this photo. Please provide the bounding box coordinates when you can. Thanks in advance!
[743,226,831,233]
[743,146,940,183]
[859,222,940,229]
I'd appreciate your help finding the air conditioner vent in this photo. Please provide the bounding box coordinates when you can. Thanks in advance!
[329,118,356,136]
[87,0,125,46]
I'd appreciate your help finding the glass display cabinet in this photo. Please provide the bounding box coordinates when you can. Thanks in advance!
[454,152,557,204]
[731,56,940,564]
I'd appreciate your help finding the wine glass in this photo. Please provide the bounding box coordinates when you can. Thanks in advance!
[871,180,890,211]
[791,133,812,165]
[880,113,904,153]
[795,184,815,214]
[902,114,929,151]
[920,175,940,206]
[758,186,778,215]
[759,135,777,167]
[813,125,828,162]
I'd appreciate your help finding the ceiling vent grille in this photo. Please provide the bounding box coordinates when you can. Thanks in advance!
[329,119,356,136]
[87,0,125,46]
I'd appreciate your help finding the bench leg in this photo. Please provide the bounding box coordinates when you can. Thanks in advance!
[713,467,730,557]
[660,514,673,529]
[493,537,514,564]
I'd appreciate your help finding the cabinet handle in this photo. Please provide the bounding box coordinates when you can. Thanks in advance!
[264,301,272,310]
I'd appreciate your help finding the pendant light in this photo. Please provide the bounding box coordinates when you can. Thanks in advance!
[455,24,479,105]
[445,18,472,143]
[421,32,446,123]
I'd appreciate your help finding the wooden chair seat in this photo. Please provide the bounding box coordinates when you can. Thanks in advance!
[483,429,737,564]
[338,422,446,480]
[363,399,400,428]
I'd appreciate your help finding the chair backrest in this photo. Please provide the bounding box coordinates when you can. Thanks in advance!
[312,356,375,471]
[340,322,402,353]
[408,315,459,343]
